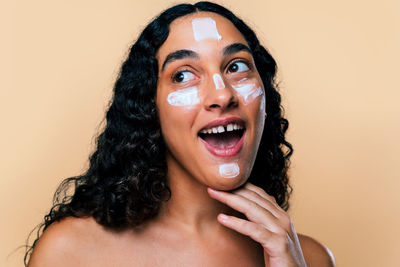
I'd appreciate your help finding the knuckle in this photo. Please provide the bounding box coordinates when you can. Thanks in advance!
[239,219,249,229]
[279,212,292,229]
[241,201,258,215]
[260,191,275,203]
[247,189,260,199]
[226,194,241,206]
[248,201,259,211]
[243,221,257,235]
[246,183,267,195]
[275,227,287,238]
[252,225,267,239]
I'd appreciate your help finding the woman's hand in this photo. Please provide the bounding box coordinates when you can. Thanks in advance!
[207,182,307,267]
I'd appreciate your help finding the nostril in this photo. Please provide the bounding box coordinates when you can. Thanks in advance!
[227,101,238,108]
[207,96,238,109]
[205,86,238,110]
[209,104,219,108]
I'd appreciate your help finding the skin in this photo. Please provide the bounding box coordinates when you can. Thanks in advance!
[156,13,265,191]
[28,12,335,267]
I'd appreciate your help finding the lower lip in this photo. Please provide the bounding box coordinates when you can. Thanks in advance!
[199,132,245,158]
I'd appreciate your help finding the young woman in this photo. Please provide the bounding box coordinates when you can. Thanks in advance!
[26,2,335,266]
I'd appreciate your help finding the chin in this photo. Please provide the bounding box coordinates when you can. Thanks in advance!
[206,172,249,191]
[199,155,255,191]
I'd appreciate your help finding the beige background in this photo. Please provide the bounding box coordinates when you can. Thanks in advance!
[2,0,399,266]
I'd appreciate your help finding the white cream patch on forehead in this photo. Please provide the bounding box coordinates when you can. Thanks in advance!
[167,87,200,107]
[232,80,263,105]
[192,17,222,42]
[219,163,240,178]
[213,73,225,90]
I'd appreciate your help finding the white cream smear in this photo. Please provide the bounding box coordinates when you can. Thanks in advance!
[232,79,263,105]
[167,86,200,107]
[192,17,222,41]
[219,163,240,178]
[213,73,225,90]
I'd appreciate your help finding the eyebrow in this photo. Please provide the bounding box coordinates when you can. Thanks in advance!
[223,43,252,57]
[160,43,252,72]
[161,49,199,71]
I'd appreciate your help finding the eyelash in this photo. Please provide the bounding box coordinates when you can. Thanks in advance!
[226,59,251,73]
[170,59,252,83]
[172,69,195,83]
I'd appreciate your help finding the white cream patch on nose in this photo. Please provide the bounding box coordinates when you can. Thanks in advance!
[213,73,225,90]
[167,87,200,107]
[232,82,263,105]
[192,17,222,42]
[219,163,240,178]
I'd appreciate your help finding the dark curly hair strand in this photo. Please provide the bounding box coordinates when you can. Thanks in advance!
[24,2,292,265]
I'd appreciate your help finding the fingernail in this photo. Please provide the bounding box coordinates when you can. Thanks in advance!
[208,187,218,193]
[219,214,228,222]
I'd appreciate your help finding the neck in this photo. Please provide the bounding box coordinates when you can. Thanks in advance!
[156,154,237,235]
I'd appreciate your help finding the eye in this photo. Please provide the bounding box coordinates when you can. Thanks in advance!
[227,61,250,73]
[173,70,196,83]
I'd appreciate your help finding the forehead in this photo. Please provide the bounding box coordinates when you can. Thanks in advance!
[157,12,248,60]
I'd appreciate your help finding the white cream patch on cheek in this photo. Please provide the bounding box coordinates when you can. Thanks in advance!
[259,92,266,115]
[213,74,225,90]
[191,17,222,42]
[219,163,240,178]
[256,94,266,137]
[167,87,200,107]
[232,82,263,105]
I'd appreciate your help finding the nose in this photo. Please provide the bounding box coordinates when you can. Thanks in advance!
[203,74,238,111]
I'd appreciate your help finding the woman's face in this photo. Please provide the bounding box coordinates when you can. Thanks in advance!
[156,12,265,191]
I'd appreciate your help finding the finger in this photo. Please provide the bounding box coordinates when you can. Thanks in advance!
[232,188,281,218]
[244,183,278,205]
[217,213,284,254]
[207,188,280,230]
[218,214,273,243]
[243,183,286,212]
[232,187,295,238]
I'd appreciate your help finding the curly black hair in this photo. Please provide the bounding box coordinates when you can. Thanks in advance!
[24,1,292,265]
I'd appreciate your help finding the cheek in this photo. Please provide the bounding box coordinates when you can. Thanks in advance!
[158,88,199,140]
[159,105,194,160]
[257,94,266,131]
[230,78,263,105]
[252,94,266,151]
[166,86,200,107]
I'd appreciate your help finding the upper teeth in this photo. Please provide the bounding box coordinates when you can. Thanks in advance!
[200,123,244,134]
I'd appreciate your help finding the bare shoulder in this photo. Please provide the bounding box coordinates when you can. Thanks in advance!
[28,217,106,267]
[298,233,336,267]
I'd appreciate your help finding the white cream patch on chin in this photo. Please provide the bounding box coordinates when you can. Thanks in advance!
[192,17,222,41]
[219,163,240,178]
[167,87,200,107]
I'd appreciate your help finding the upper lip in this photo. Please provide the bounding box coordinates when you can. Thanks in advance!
[198,116,246,133]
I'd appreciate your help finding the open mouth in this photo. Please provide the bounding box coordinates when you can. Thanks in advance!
[198,121,246,157]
